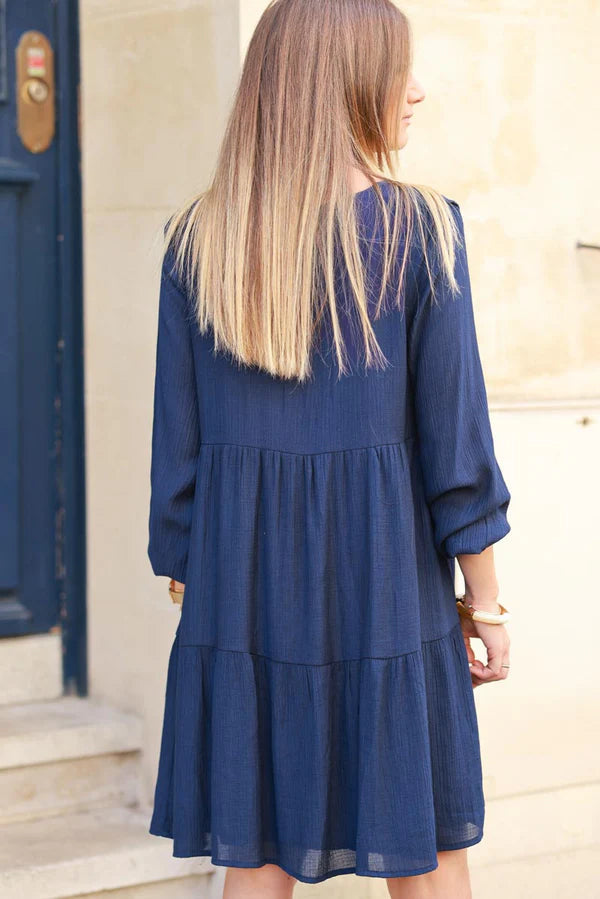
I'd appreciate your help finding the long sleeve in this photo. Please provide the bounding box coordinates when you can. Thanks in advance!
[407,198,511,559]
[147,244,200,581]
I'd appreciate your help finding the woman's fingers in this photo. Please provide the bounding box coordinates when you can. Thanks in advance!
[475,641,510,682]
[463,635,475,664]
[464,636,485,688]
[459,619,510,687]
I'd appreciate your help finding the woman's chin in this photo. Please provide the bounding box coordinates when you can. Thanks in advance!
[391,134,410,151]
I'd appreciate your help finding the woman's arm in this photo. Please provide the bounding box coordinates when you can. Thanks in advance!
[457,545,500,610]
[147,242,200,583]
[407,197,512,685]
[407,197,511,563]
[458,544,511,685]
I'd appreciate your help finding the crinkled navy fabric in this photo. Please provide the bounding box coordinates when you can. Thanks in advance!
[147,183,511,882]
[149,619,483,882]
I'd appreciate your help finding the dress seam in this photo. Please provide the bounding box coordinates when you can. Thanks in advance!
[198,437,415,457]
[178,619,460,667]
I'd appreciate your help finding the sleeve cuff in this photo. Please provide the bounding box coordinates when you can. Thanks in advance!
[441,508,511,559]
[147,547,189,583]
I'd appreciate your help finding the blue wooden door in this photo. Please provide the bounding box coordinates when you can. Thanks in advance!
[0,1,85,691]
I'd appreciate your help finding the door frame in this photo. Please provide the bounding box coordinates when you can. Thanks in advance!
[54,0,86,695]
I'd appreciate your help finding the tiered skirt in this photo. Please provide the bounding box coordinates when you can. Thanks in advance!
[148,440,485,883]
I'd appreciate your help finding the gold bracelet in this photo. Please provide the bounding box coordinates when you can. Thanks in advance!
[456,595,511,625]
[168,578,184,607]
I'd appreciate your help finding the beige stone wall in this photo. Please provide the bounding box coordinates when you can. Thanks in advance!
[399,0,600,401]
[80,1,599,893]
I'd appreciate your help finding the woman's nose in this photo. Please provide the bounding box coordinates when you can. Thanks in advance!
[408,75,426,105]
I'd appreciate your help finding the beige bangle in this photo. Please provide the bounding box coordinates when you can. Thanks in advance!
[456,595,511,625]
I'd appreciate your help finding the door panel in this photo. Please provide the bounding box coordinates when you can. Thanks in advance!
[0,0,84,690]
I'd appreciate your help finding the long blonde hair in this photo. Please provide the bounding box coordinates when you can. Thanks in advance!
[163,0,461,382]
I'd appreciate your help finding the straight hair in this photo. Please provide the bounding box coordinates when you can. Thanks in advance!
[162,0,461,382]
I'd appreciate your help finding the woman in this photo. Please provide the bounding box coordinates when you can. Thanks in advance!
[147,1,512,897]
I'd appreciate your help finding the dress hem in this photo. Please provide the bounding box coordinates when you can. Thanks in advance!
[147,824,484,884]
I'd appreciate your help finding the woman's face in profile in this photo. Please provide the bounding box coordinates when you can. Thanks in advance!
[393,72,426,150]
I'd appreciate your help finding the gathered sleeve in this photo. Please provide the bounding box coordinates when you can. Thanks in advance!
[407,198,511,559]
[147,243,200,581]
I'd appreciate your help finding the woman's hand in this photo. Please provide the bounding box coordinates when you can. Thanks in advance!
[459,594,511,688]
[171,579,185,592]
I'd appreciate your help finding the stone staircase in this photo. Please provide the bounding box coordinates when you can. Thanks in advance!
[0,633,219,899]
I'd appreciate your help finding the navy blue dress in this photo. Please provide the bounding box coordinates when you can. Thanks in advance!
[147,183,511,883]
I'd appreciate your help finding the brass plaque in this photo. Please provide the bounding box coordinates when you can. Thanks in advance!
[16,31,55,153]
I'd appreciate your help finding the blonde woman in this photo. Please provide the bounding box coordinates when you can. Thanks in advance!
[147,1,512,897]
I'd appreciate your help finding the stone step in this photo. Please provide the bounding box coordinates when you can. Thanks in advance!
[0,697,143,823]
[69,874,224,899]
[471,781,600,867]
[0,805,215,899]
[0,633,63,705]
[468,844,600,899]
